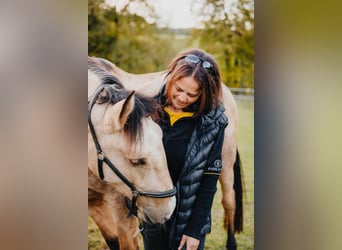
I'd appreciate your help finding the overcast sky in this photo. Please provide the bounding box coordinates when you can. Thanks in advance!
[105,0,201,29]
[153,0,200,29]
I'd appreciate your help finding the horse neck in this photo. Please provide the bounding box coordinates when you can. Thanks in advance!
[136,73,167,97]
[88,70,102,100]
[113,66,166,95]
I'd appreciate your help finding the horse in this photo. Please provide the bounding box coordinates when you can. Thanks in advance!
[89,57,244,250]
[88,58,177,250]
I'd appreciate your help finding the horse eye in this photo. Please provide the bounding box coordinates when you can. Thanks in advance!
[129,158,146,166]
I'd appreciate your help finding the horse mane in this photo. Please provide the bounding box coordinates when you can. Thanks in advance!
[88,57,160,145]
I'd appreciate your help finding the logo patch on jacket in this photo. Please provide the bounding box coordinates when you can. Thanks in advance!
[205,160,222,174]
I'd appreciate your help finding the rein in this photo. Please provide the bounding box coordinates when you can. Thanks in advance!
[88,83,176,217]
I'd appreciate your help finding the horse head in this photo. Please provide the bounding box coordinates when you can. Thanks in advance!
[88,61,176,224]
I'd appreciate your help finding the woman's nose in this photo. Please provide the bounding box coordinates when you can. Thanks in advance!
[178,93,187,102]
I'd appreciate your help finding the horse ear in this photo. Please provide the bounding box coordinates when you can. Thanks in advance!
[104,91,135,133]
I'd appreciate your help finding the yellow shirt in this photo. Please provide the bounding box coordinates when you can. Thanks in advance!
[164,107,194,126]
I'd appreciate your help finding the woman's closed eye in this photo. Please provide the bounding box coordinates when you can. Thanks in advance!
[176,86,198,98]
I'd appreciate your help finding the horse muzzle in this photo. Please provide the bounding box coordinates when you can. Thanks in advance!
[137,195,176,224]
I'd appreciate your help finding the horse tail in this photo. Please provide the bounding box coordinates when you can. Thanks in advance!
[234,149,244,233]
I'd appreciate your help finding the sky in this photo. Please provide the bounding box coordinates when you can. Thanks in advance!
[105,0,201,29]
[152,0,201,29]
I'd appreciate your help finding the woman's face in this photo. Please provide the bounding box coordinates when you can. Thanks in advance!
[169,76,200,112]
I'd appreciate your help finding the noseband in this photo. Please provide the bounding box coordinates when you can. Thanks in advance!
[88,83,177,217]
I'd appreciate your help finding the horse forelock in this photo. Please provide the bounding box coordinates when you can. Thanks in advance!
[124,92,160,146]
[89,58,160,146]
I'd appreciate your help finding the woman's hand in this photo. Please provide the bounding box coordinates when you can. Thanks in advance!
[178,234,200,250]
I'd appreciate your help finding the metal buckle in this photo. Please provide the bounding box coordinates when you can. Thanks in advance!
[97,151,105,160]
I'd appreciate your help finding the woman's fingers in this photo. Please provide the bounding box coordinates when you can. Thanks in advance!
[178,235,200,250]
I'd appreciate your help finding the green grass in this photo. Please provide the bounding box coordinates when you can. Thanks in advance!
[88,217,108,250]
[205,97,254,249]
[88,97,254,250]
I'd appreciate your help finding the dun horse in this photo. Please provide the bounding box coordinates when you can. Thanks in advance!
[89,56,244,250]
[88,59,177,249]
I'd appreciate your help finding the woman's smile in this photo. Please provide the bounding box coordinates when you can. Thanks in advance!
[169,76,200,112]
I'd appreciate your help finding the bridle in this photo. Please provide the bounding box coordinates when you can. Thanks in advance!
[88,83,177,217]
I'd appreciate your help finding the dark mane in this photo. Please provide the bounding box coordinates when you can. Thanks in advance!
[88,57,160,145]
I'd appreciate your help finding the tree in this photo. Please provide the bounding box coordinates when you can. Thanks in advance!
[190,0,254,88]
[88,0,178,73]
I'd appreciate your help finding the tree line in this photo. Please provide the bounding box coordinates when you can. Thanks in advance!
[88,0,254,89]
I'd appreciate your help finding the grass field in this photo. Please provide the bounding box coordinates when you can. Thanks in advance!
[88,97,254,250]
[205,97,254,249]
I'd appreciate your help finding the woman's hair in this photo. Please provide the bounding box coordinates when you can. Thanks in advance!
[164,48,222,117]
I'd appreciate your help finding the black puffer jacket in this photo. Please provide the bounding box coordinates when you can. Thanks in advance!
[154,84,228,249]
[168,103,228,248]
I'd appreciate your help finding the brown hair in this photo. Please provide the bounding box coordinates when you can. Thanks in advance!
[164,48,222,117]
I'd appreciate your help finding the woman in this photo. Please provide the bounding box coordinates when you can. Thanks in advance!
[141,48,228,250]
